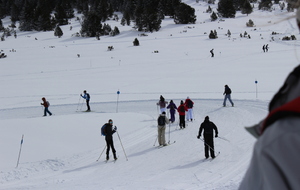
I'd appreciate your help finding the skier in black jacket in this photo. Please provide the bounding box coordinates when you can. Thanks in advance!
[103,119,117,160]
[197,116,218,159]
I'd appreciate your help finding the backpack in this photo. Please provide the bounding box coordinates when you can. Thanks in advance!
[47,101,50,107]
[101,124,106,136]
[157,115,166,126]
[187,100,193,108]
[87,93,90,99]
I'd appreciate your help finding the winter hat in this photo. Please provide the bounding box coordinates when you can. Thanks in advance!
[108,119,113,124]
[162,111,166,115]
[180,100,184,104]
[187,96,189,99]
[205,116,209,120]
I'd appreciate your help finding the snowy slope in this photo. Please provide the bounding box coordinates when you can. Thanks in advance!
[0,0,299,189]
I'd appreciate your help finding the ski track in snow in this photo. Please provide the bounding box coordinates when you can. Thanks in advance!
[0,99,268,190]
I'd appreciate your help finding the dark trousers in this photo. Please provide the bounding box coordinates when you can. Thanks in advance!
[105,138,116,156]
[170,109,176,122]
[204,135,215,158]
[44,107,52,116]
[179,115,185,128]
[86,100,90,111]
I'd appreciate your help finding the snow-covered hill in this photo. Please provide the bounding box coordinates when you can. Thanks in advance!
[0,1,299,189]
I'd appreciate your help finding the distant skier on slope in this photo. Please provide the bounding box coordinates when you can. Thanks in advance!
[184,97,194,121]
[167,100,177,123]
[157,111,170,146]
[102,119,117,160]
[223,85,234,107]
[157,95,168,114]
[80,90,90,111]
[177,100,188,129]
[210,49,214,57]
[41,97,52,116]
[197,116,218,159]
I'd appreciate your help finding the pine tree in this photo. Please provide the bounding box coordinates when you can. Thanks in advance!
[174,2,196,24]
[54,25,63,38]
[0,19,4,31]
[218,0,236,18]
[209,30,218,39]
[54,2,69,26]
[133,38,140,46]
[19,0,35,31]
[241,0,253,15]
[35,0,53,31]
[80,11,102,37]
[211,11,218,21]
[258,0,272,11]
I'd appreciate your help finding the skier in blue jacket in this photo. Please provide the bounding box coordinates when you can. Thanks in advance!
[81,90,90,111]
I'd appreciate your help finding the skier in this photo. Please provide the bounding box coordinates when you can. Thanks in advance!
[102,119,117,160]
[197,116,218,159]
[157,95,168,114]
[210,49,214,57]
[157,111,170,146]
[177,100,188,129]
[41,97,52,116]
[262,44,266,52]
[184,97,194,121]
[265,44,269,52]
[223,85,234,107]
[80,90,90,111]
[239,64,300,189]
[167,100,177,123]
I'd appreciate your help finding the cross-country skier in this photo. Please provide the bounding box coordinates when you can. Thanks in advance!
[210,49,214,57]
[41,97,52,116]
[102,119,117,160]
[157,111,170,146]
[185,97,194,121]
[197,116,218,159]
[223,85,234,107]
[80,90,90,111]
[157,95,168,114]
[177,100,188,129]
[167,100,177,123]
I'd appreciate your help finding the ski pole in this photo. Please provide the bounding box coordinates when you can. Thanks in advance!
[116,131,128,161]
[16,134,24,168]
[217,136,230,142]
[167,111,171,144]
[199,137,216,152]
[80,99,84,111]
[76,95,81,111]
[96,145,106,161]
[153,135,158,146]
[168,123,171,144]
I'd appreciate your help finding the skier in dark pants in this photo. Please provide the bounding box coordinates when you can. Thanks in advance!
[167,100,177,123]
[81,90,90,111]
[41,97,52,116]
[102,119,117,160]
[197,116,218,159]
[177,100,188,129]
[210,49,214,57]
[223,85,234,107]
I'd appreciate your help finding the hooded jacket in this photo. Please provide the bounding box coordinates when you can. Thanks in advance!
[239,65,300,190]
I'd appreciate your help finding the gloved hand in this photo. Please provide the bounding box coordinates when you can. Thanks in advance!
[215,134,218,138]
[197,136,200,139]
[114,126,117,131]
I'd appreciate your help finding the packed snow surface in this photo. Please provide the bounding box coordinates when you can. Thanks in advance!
[0,0,299,189]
